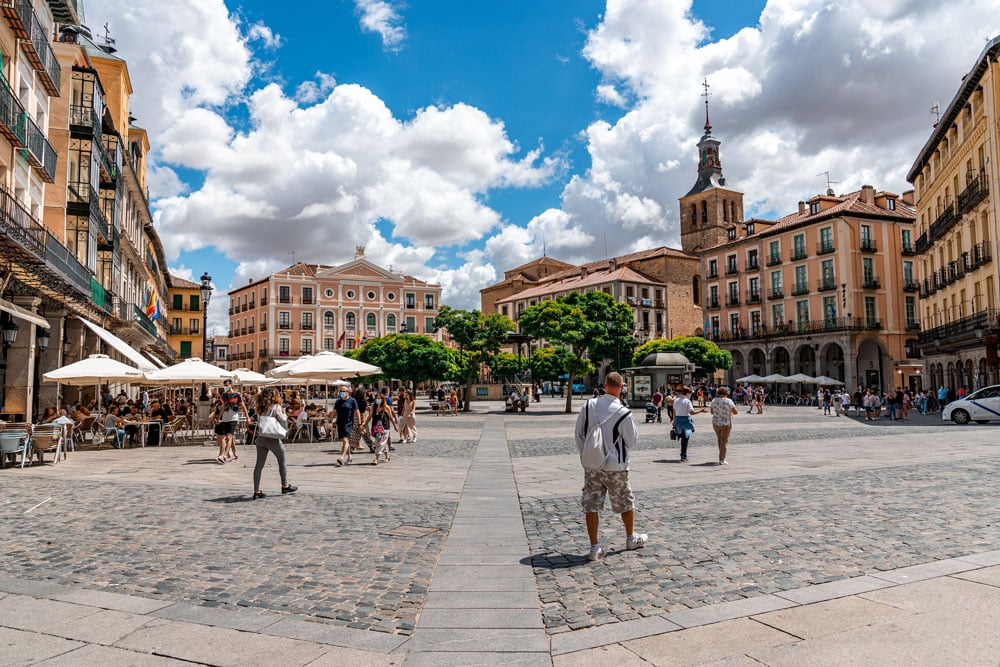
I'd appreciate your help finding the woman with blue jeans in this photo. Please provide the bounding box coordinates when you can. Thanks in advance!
[671,386,705,462]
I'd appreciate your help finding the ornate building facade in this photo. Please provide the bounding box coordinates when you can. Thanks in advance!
[226,248,443,373]
[908,35,999,392]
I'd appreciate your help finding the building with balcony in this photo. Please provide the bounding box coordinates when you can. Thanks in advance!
[166,274,204,360]
[206,334,228,370]
[482,247,704,346]
[226,247,443,373]
[0,6,172,422]
[908,35,1000,392]
[680,105,919,391]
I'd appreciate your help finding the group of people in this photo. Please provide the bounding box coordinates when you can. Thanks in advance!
[37,393,186,448]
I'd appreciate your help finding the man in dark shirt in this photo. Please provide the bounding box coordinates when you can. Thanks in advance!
[335,388,361,466]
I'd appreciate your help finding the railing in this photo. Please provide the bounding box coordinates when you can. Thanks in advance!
[70,104,101,138]
[0,183,45,260]
[917,308,1000,347]
[0,78,26,145]
[746,259,759,270]
[24,114,57,182]
[929,204,957,243]
[816,241,835,255]
[903,280,919,292]
[248,301,256,309]
[247,326,255,334]
[302,297,314,305]
[260,297,268,306]
[915,232,929,254]
[817,278,837,292]
[277,322,292,330]
[7,0,61,95]
[791,248,807,261]
[131,305,157,337]
[768,288,784,300]
[972,242,992,268]
[704,317,872,342]
[906,322,921,331]
[278,296,292,304]
[301,323,314,330]
[958,173,989,214]
[901,242,915,255]
[706,269,719,279]
[862,277,880,289]
[865,320,882,330]
[766,253,782,266]
[791,283,810,296]
[240,327,247,336]
[725,265,740,276]
[103,133,123,182]
[706,298,720,309]
[726,295,741,307]
[260,323,267,331]
[44,231,90,294]
[746,291,761,304]
[259,350,268,357]
[860,239,877,253]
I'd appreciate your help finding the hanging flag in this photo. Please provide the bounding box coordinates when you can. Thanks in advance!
[336,331,346,348]
[144,289,157,318]
[151,295,163,322]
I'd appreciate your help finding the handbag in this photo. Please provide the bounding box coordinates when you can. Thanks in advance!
[258,411,287,439]
[669,428,676,440]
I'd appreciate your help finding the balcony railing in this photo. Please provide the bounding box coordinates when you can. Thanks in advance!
[707,269,719,279]
[277,322,292,330]
[906,322,921,331]
[46,0,82,25]
[704,317,872,343]
[0,78,26,145]
[24,114,57,182]
[929,204,957,243]
[726,295,741,307]
[903,280,919,292]
[791,248,807,261]
[301,323,314,330]
[746,259,759,271]
[860,239,877,253]
[260,297,268,306]
[917,309,1000,348]
[817,278,837,292]
[5,0,61,95]
[901,242,915,256]
[44,231,90,294]
[0,182,45,261]
[766,253,782,266]
[706,298,720,309]
[259,350,268,357]
[915,232,929,254]
[725,265,740,276]
[791,283,810,296]
[260,323,267,331]
[768,288,784,300]
[278,296,292,304]
[816,241,835,255]
[958,173,989,214]
[862,277,880,289]
[746,291,761,304]
[971,241,992,268]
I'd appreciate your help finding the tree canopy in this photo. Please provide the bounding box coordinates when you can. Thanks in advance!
[632,336,733,375]
[434,306,515,411]
[349,334,458,383]
[518,291,634,412]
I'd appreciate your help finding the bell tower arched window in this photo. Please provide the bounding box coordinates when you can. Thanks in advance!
[692,275,701,305]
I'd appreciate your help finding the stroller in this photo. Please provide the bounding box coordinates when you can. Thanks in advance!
[644,402,658,423]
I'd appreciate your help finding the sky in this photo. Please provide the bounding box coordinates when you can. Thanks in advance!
[84,0,1000,335]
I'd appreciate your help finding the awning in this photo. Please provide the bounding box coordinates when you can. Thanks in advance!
[80,319,157,372]
[0,297,50,329]
[144,352,168,369]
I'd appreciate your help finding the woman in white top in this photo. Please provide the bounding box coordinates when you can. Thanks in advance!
[670,386,705,462]
[709,387,738,465]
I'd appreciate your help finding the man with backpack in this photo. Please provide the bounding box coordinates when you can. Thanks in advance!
[574,372,647,562]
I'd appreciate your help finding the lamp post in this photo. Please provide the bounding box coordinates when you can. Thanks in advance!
[200,272,213,401]
[1,317,18,416]
[32,325,49,419]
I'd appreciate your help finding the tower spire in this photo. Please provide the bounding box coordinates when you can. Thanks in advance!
[701,77,711,132]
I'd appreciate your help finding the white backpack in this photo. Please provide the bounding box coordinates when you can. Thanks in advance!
[579,400,627,471]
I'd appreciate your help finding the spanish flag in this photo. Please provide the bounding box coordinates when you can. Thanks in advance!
[144,289,157,318]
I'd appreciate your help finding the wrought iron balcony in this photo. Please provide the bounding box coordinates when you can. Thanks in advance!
[906,321,921,331]
[864,320,882,331]
[860,239,878,253]
[791,283,810,296]
[768,288,784,300]
[903,280,919,292]
[747,258,760,270]
[46,0,82,25]
[725,264,740,276]
[726,295,741,307]
[0,182,45,263]
[706,298,720,309]
[0,78,26,145]
[766,253,782,266]
[703,316,871,343]
[746,291,761,304]
[817,278,837,292]
[929,204,957,243]
[791,248,807,261]
[44,231,91,295]
[958,173,989,214]
[816,241,835,255]
[277,322,292,330]
[3,0,61,96]
[915,232,929,254]
[706,269,719,279]
[971,242,992,268]
[862,277,881,289]
[901,241,916,256]
[917,308,1000,348]
[24,114,57,182]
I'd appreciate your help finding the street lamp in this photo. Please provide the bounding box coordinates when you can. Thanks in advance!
[2,319,19,347]
[36,326,50,353]
[200,272,213,401]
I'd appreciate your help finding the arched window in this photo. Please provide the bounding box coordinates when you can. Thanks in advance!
[387,314,397,330]
[692,275,701,305]
[345,312,356,328]
[690,204,697,225]
[323,310,335,327]
[723,200,729,222]
[366,313,376,327]
[701,201,708,223]
[731,201,738,223]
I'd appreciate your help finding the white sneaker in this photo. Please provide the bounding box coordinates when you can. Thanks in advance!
[721,460,729,465]
[587,545,605,561]
[626,534,648,550]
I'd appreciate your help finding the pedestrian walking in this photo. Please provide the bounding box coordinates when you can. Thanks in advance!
[671,386,705,462]
[366,394,398,465]
[251,388,296,499]
[573,372,647,561]
[335,388,361,466]
[709,387,737,465]
[398,390,418,443]
[214,381,247,464]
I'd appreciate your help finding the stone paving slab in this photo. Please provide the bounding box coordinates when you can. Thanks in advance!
[552,643,650,666]
[623,617,797,666]
[43,608,154,645]
[0,626,85,665]
[665,594,795,629]
[306,645,404,666]
[951,564,1000,588]
[262,617,410,652]
[957,549,1000,567]
[51,588,173,614]
[423,592,542,609]
[404,651,553,666]
[751,596,908,640]
[114,617,330,666]
[773,575,894,605]
[34,643,187,665]
[549,614,680,655]
[151,601,283,632]
[405,628,550,652]
[0,594,103,632]
[417,608,544,629]
[870,557,981,584]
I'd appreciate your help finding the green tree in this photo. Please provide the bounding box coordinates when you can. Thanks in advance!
[488,352,524,382]
[518,291,634,413]
[349,334,457,383]
[527,346,574,384]
[631,335,733,375]
[434,306,516,411]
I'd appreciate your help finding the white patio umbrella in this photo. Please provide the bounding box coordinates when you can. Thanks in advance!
[759,373,788,383]
[736,374,765,383]
[813,375,845,386]
[269,351,382,382]
[144,357,235,385]
[43,354,146,416]
[784,373,818,383]
[230,368,273,386]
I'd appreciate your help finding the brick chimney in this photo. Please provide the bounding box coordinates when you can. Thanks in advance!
[901,189,915,206]
[861,185,875,206]
[798,201,806,215]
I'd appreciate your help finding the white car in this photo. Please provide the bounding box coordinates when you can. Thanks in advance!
[943,385,1000,424]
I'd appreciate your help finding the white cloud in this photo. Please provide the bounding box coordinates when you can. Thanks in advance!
[295,72,337,104]
[354,0,406,51]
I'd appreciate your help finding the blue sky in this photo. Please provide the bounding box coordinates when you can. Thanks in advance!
[87,0,1000,331]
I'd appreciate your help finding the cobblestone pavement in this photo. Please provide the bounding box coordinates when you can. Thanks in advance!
[0,476,454,635]
[286,437,479,459]
[522,458,1000,633]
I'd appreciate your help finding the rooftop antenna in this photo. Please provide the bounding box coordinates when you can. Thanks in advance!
[930,102,941,125]
[603,230,609,260]
[817,171,839,196]
[701,77,712,131]
[541,237,547,257]
[289,250,296,265]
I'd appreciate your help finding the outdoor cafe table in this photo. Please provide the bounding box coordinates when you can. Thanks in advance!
[121,419,161,447]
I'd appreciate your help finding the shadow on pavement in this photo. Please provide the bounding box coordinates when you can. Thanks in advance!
[522,552,591,570]
[205,495,253,503]
[183,459,228,465]
[653,458,684,464]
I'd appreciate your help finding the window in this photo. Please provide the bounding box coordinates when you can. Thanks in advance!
[770,270,783,291]
[345,313,356,328]
[768,240,780,261]
[772,304,785,328]
[710,316,720,337]
[793,233,806,258]
[749,310,761,334]
[823,296,837,325]
[746,223,755,235]
[367,290,376,300]
[861,225,872,243]
[386,292,395,301]
[172,294,183,310]
[747,248,759,269]
[278,311,291,329]
[748,277,759,299]
[346,289,356,299]
[302,287,314,304]
[727,228,736,241]
[692,275,700,305]
[809,201,820,215]
[324,311,335,327]
[729,313,740,334]
[302,312,314,330]
[366,313,377,329]
[324,337,336,351]
[865,296,877,326]
[501,305,509,316]
[903,261,914,284]
[180,341,192,359]
[887,198,896,210]
[794,265,807,290]
[796,300,810,325]
[728,281,739,301]
[905,296,916,325]
[821,259,834,286]
[709,284,719,305]
[190,319,199,334]
[425,317,436,334]
[405,292,416,308]
[819,227,833,252]
[726,254,738,273]
[302,338,313,354]
[708,259,718,277]
[406,316,416,333]
[172,317,181,333]
[279,286,290,303]
[278,338,290,355]
[386,314,397,331]
[425,294,435,309]
[863,257,874,283]
[325,288,334,298]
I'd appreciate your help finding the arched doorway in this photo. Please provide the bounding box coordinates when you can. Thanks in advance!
[946,362,956,390]
[796,345,816,375]
[963,359,975,391]
[857,338,886,390]
[749,349,766,375]
[978,358,988,390]
[821,343,845,381]
[729,350,745,385]
[773,347,791,375]
[259,361,270,374]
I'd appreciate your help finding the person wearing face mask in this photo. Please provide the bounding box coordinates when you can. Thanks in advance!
[334,388,361,466]
[365,394,398,465]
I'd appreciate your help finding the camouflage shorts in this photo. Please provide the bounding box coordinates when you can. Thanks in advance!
[581,469,635,514]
